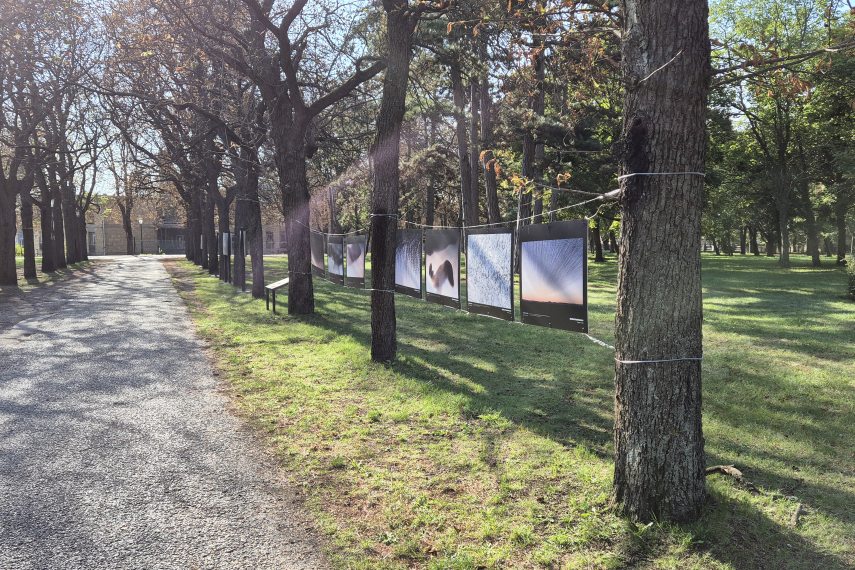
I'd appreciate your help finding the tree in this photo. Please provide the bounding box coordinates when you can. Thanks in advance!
[612,0,710,522]
[369,0,445,362]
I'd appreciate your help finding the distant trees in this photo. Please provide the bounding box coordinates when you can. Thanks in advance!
[707,0,855,266]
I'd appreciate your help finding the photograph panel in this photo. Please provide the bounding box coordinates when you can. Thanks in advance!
[395,229,422,299]
[520,220,588,332]
[345,235,366,288]
[327,236,344,285]
[465,229,513,320]
[424,229,460,309]
[310,232,326,277]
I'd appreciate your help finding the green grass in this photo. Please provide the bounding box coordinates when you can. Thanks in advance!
[166,253,855,569]
[7,255,91,291]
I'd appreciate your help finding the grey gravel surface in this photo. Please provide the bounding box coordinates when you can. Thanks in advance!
[0,257,327,569]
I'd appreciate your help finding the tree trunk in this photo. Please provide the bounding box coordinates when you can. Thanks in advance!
[370,0,417,362]
[593,218,605,262]
[122,211,135,255]
[204,193,217,273]
[712,237,719,255]
[610,230,619,255]
[282,144,314,315]
[450,63,474,228]
[0,187,17,286]
[836,197,848,266]
[532,49,546,224]
[469,78,481,225]
[613,0,709,523]
[778,206,791,267]
[52,188,67,268]
[62,184,80,264]
[39,201,55,273]
[739,226,746,255]
[749,225,759,255]
[20,192,37,280]
[77,213,88,261]
[480,58,500,224]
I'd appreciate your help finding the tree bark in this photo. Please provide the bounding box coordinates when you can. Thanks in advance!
[836,196,848,266]
[20,191,37,280]
[281,143,314,315]
[52,186,67,268]
[450,63,474,228]
[613,0,709,523]
[749,226,759,255]
[778,206,791,267]
[37,194,55,273]
[469,78,481,225]
[739,227,746,255]
[0,187,17,286]
[370,0,418,362]
[480,58,500,224]
[593,218,605,262]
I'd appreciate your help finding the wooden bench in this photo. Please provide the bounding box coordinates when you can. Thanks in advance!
[265,278,289,314]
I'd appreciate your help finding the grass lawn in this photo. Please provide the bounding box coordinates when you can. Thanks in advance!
[8,255,92,291]
[166,253,854,569]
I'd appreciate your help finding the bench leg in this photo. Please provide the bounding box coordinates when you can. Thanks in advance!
[266,290,269,311]
[273,290,276,314]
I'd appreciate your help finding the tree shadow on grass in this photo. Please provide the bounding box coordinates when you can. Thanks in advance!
[205,260,853,567]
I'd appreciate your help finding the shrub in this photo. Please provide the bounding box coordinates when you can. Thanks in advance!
[848,263,855,301]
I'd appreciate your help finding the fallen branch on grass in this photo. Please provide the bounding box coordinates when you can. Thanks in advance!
[705,464,760,494]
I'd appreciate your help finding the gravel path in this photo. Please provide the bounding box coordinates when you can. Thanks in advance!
[0,257,327,569]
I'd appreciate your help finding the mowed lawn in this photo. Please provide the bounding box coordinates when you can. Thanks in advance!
[7,255,90,290]
[166,253,854,569]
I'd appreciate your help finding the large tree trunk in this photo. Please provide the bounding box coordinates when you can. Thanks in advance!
[282,144,314,315]
[370,0,417,362]
[836,196,848,266]
[749,226,759,255]
[0,187,17,286]
[20,192,37,280]
[613,0,709,523]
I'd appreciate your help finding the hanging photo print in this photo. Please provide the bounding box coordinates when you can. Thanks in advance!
[424,229,461,309]
[395,229,422,299]
[327,236,344,285]
[466,229,514,320]
[310,231,326,277]
[520,220,588,332]
[345,235,367,288]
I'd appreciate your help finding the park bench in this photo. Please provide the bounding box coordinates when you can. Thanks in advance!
[265,278,289,314]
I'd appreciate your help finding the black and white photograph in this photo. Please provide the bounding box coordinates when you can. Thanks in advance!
[520,220,588,332]
[345,235,366,288]
[327,236,344,285]
[466,229,514,320]
[395,229,422,299]
[424,229,460,309]
[310,232,326,277]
